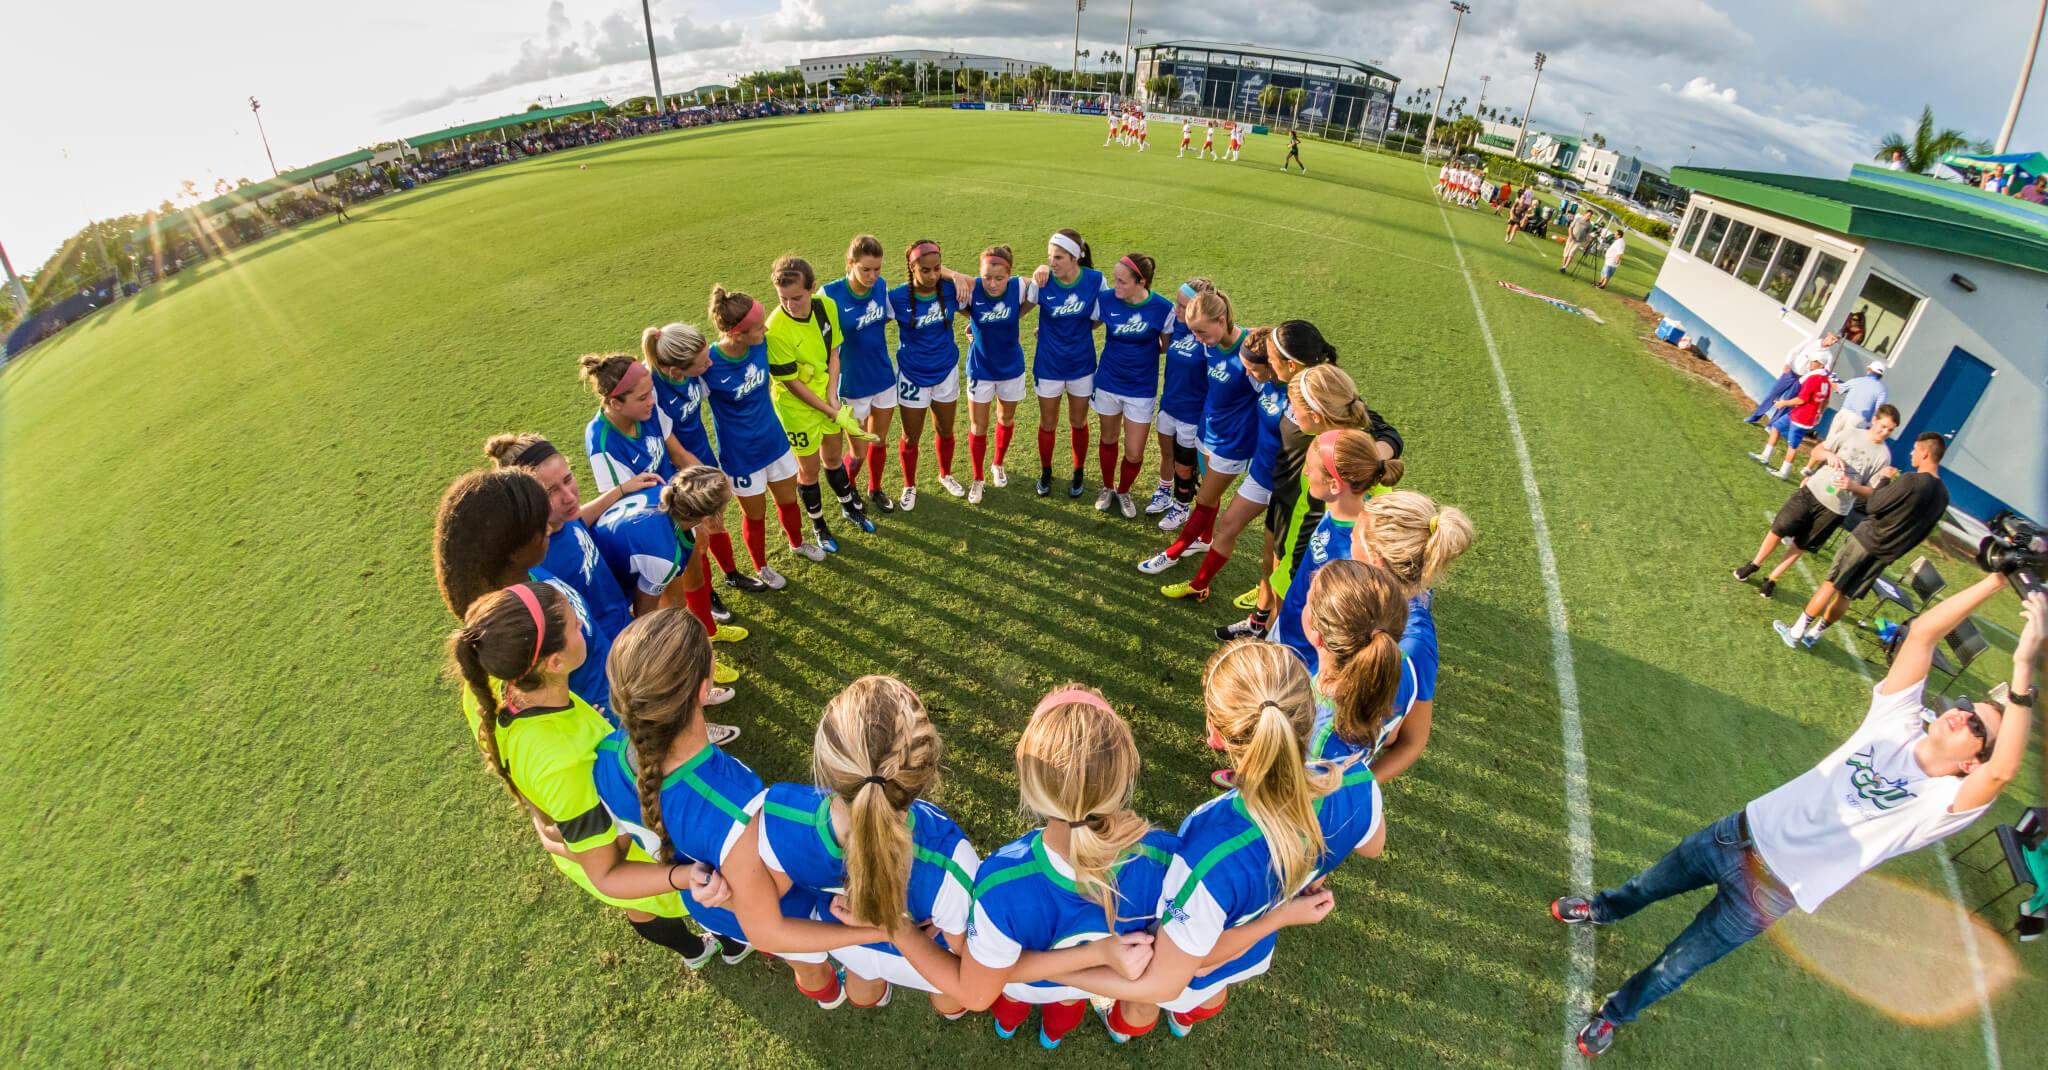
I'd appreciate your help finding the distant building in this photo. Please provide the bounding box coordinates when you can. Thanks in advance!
[1525,132,1581,171]
[1652,163,2048,523]
[1131,40,1400,135]
[1635,165,1684,209]
[792,50,1043,86]
[1573,147,1646,197]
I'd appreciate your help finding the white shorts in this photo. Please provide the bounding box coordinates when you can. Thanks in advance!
[1158,949,1275,1014]
[1234,476,1272,507]
[1034,374,1094,400]
[829,944,943,993]
[1089,389,1156,424]
[968,374,1027,404]
[1156,411,1199,448]
[725,450,798,497]
[896,368,959,409]
[1199,445,1249,476]
[847,387,896,422]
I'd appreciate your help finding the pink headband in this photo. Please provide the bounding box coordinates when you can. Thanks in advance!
[981,248,1011,267]
[909,241,941,262]
[1317,432,1344,487]
[1118,255,1145,284]
[734,299,766,335]
[1036,688,1113,715]
[506,583,547,673]
[606,359,648,399]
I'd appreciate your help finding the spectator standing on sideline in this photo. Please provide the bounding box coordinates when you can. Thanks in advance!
[1750,356,1834,478]
[1792,363,1888,476]
[1888,149,1905,170]
[1598,230,1626,288]
[1561,209,1596,273]
[2021,177,2047,204]
[1776,433,1950,649]
[1733,404,1900,598]
[1745,331,1842,424]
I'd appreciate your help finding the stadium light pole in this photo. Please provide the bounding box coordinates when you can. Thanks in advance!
[0,237,28,316]
[1421,1,1471,154]
[1513,52,1544,159]
[639,0,666,113]
[1072,0,1086,90]
[1121,0,1136,98]
[248,97,279,177]
[1995,0,2045,152]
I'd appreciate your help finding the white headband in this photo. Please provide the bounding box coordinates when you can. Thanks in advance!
[1049,232,1082,260]
[1273,329,1298,365]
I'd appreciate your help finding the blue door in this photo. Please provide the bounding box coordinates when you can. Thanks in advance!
[1897,347,1993,467]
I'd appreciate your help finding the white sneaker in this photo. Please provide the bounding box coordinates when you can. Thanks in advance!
[756,565,788,590]
[899,486,917,512]
[1138,551,1180,575]
[968,480,985,505]
[1144,483,1174,515]
[1773,462,1793,480]
[794,541,827,562]
[1748,450,1771,465]
[1095,487,1116,512]
[1187,537,1211,556]
[1117,492,1137,519]
[991,464,1009,488]
[1159,500,1190,531]
[938,474,966,498]
[705,686,736,706]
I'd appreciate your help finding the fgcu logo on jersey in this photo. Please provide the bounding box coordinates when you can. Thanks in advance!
[572,524,604,583]
[978,302,1013,325]
[1112,313,1152,337]
[1258,389,1286,417]
[915,300,946,329]
[1308,526,1333,564]
[539,577,593,630]
[1208,359,1237,383]
[1170,334,1200,357]
[855,301,886,330]
[1845,747,1916,811]
[1049,293,1087,317]
[732,362,767,399]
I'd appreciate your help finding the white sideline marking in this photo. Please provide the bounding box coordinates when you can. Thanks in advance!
[1774,515,2002,1070]
[1433,192,1595,1069]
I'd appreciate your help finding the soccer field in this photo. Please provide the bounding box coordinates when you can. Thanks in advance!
[2,109,2039,1068]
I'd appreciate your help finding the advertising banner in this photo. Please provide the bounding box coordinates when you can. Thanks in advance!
[1302,79,1336,123]
[1234,69,1270,114]
[1174,63,1207,108]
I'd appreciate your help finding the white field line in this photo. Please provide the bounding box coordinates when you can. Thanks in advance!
[1773,514,2002,1070]
[1433,189,1595,1069]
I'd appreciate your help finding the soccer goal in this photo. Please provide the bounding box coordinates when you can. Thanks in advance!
[1047,90,1114,115]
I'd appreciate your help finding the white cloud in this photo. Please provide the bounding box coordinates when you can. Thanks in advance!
[1677,76,1738,104]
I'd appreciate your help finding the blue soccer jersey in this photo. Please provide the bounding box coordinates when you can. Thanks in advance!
[965,828,1179,1003]
[527,563,611,716]
[1160,769,1381,989]
[1274,514,1356,671]
[584,411,675,496]
[822,277,896,400]
[967,277,1033,383]
[1033,268,1106,381]
[1093,291,1175,400]
[590,492,695,599]
[541,517,636,645]
[701,342,788,477]
[1248,380,1291,488]
[1309,652,1421,765]
[591,734,825,943]
[1200,330,1260,461]
[1160,318,1208,424]
[889,284,961,388]
[651,369,715,468]
[755,784,981,973]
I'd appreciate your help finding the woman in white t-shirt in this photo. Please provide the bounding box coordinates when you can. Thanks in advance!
[1549,571,2042,1058]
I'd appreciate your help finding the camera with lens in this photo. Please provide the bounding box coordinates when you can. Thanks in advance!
[1976,511,2047,595]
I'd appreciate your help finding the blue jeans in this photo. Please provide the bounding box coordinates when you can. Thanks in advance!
[1745,371,1799,423]
[1590,812,1798,1025]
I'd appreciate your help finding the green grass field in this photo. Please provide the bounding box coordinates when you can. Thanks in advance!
[3,109,2039,1068]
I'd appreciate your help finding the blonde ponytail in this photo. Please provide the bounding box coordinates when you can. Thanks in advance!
[814,676,940,928]
[1357,491,1475,596]
[1016,686,1150,926]
[1203,642,1340,899]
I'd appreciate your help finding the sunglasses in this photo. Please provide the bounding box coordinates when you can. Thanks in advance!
[1955,699,1995,762]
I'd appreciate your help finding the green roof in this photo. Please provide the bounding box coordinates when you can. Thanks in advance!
[405,100,609,148]
[1671,164,2048,275]
[131,148,379,241]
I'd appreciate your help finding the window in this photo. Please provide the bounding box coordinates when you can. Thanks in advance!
[1759,240,1809,302]
[1736,232,1779,287]
[1792,253,1845,322]
[1679,209,1706,251]
[1846,273,1921,357]
[1714,221,1754,274]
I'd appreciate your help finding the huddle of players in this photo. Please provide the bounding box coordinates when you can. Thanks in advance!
[426,227,1479,1046]
[1105,107,1243,161]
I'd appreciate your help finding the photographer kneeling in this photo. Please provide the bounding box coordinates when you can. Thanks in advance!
[1552,565,2044,1057]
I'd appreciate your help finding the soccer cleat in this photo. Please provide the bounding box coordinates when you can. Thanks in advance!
[1214,616,1266,642]
[717,936,753,966]
[1161,581,1209,603]
[1166,1011,1196,1038]
[1117,492,1137,519]
[1774,462,1793,480]
[1772,620,1804,649]
[899,486,918,512]
[1575,1015,1617,1058]
[1550,896,1595,924]
[1038,1024,1065,1050]
[709,590,734,624]
[706,722,741,746]
[680,933,720,970]
[994,1015,1022,1040]
[793,541,827,562]
[1145,483,1174,515]
[1159,500,1191,531]
[991,464,1009,488]
[1758,579,1776,598]
[1748,450,1771,465]
[756,566,788,590]
[1231,588,1259,612]
[840,505,876,533]
[810,971,850,1011]
[1732,563,1758,582]
[724,570,770,594]
[1209,769,1237,789]
[1801,629,1823,649]
[704,686,736,707]
[938,474,967,498]
[968,480,985,505]
[816,533,841,553]
[1096,487,1116,512]
[1036,467,1053,497]
[1069,468,1087,498]
[1091,999,1131,1044]
[1137,551,1181,575]
[712,659,741,685]
[871,491,895,514]
[712,623,750,643]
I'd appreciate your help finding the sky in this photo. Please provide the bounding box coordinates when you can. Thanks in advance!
[3,0,2044,273]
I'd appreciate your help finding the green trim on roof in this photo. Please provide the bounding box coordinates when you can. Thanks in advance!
[1140,39,1396,81]
[405,100,610,148]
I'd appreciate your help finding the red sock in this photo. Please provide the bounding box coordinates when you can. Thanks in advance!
[864,442,887,494]
[969,433,988,481]
[1118,458,1143,493]
[1192,550,1231,592]
[775,501,803,548]
[795,972,842,1004]
[706,531,738,575]
[1107,1002,1156,1037]
[897,437,918,487]
[683,579,715,636]
[936,434,956,477]
[1098,443,1117,488]
[741,515,767,570]
[1168,503,1218,558]
[991,994,1033,1034]
[994,422,1015,463]
[1036,429,1055,468]
[1169,991,1228,1028]
[1071,426,1090,471]
[1040,1000,1086,1042]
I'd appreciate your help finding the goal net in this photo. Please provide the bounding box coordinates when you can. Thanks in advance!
[1046,90,1114,115]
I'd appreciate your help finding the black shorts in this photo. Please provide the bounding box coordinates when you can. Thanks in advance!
[1770,487,1846,553]
[1827,535,1894,600]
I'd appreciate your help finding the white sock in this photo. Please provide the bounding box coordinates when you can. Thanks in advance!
[1790,612,1813,637]
[1811,618,1831,636]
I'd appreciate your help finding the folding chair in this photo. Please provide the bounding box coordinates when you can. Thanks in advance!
[1957,808,2045,933]
[1929,617,1990,696]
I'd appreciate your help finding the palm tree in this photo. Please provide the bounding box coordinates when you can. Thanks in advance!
[1258,84,1283,124]
[1875,105,1981,173]
[1285,87,1306,126]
